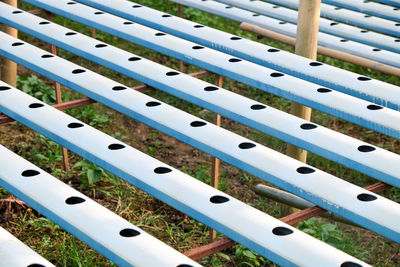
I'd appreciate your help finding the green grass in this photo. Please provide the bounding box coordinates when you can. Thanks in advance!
[1,0,399,266]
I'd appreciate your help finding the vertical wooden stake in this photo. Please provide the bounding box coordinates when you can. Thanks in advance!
[282,0,321,216]
[91,28,96,39]
[48,12,70,172]
[210,74,223,242]
[1,0,18,87]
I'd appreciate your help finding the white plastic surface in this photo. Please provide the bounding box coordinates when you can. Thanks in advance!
[0,81,372,266]
[0,145,201,267]
[0,226,55,267]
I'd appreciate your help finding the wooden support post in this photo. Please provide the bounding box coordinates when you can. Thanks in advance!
[91,28,96,39]
[48,12,71,172]
[282,0,321,216]
[209,74,223,242]
[1,0,18,87]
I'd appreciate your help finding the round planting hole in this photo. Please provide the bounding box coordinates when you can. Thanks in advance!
[22,170,40,177]
[309,62,323,66]
[192,45,205,50]
[297,167,315,174]
[65,32,77,36]
[12,11,23,14]
[230,36,242,40]
[162,14,172,17]
[395,39,400,42]
[112,86,127,91]
[267,48,280,52]
[278,21,287,24]
[238,142,256,149]
[340,39,349,42]
[68,122,84,128]
[39,21,50,25]
[12,42,24,46]
[361,30,369,33]
[204,86,219,91]
[29,103,44,109]
[94,11,104,15]
[67,1,77,4]
[210,195,229,204]
[124,21,134,25]
[194,24,204,28]
[253,13,260,16]
[330,22,339,26]
[65,196,86,205]
[95,44,107,48]
[128,57,141,61]
[166,71,180,76]
[229,58,242,63]
[300,123,317,130]
[317,88,332,93]
[251,104,266,110]
[72,69,86,74]
[176,265,194,267]
[373,48,381,51]
[120,228,140,237]
[108,144,125,150]
[357,193,377,202]
[146,101,161,107]
[358,145,375,152]
[367,104,383,110]
[225,6,232,8]
[272,226,293,236]
[341,262,362,267]
[357,76,371,81]
[155,32,166,36]
[0,86,11,91]
[154,167,172,174]
[132,5,142,8]
[27,264,46,267]
[190,121,207,127]
[41,54,54,58]
[270,72,284,77]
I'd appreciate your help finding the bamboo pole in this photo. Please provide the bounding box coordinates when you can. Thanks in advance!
[240,22,400,77]
[1,0,18,87]
[209,74,223,242]
[282,0,321,216]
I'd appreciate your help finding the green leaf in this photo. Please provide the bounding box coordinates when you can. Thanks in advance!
[322,223,336,232]
[218,253,230,261]
[73,160,89,169]
[87,169,95,185]
[242,250,256,259]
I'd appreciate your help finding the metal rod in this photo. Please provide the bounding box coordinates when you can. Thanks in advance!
[255,184,359,227]
[178,4,184,72]
[47,10,70,172]
[240,22,400,77]
[185,181,391,260]
[28,8,45,15]
[209,74,223,242]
